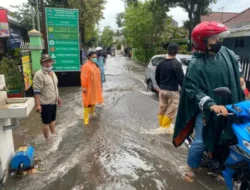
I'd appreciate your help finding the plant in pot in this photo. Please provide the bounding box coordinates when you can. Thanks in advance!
[0,57,24,98]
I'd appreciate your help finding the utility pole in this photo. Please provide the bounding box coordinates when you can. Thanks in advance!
[36,0,40,31]
[29,0,35,29]
[41,0,48,53]
[218,6,225,22]
[31,6,35,29]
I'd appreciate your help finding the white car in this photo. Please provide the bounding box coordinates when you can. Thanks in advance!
[145,54,191,92]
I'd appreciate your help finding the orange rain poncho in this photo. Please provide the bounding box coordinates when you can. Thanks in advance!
[81,60,103,107]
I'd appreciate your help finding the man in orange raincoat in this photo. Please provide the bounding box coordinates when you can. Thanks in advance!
[81,50,104,125]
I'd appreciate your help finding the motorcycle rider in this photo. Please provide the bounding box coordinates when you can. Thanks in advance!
[172,21,245,182]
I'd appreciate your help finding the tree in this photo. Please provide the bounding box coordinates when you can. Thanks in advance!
[10,0,106,48]
[160,0,216,50]
[10,3,35,30]
[116,12,125,28]
[123,0,169,49]
[123,0,138,6]
[101,26,114,47]
[86,27,99,47]
[45,0,69,7]
[67,0,106,46]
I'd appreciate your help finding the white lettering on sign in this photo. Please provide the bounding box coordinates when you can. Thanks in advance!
[51,53,56,58]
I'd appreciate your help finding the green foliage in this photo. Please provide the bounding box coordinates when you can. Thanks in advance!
[160,0,217,49]
[7,48,21,58]
[101,26,114,48]
[132,48,155,63]
[10,0,106,47]
[155,47,166,55]
[45,0,69,7]
[123,0,138,6]
[86,27,99,47]
[10,3,34,30]
[116,12,125,28]
[179,45,190,54]
[123,0,169,49]
[0,58,23,90]
[67,0,106,45]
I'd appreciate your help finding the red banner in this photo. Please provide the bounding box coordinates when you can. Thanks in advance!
[0,9,10,38]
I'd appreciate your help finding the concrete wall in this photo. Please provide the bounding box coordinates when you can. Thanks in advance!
[0,120,14,181]
[0,75,14,182]
[223,36,250,57]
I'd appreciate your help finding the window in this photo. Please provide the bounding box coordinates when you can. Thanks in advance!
[239,39,245,48]
[234,39,245,48]
[234,39,239,48]
[151,57,164,66]
[180,58,190,66]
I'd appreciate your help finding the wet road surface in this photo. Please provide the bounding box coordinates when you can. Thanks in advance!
[6,54,225,190]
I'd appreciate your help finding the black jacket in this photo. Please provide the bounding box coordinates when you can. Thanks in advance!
[155,58,184,91]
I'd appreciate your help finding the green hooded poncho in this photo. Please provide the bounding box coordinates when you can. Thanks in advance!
[173,46,245,153]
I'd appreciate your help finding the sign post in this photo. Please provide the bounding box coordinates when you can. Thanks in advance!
[45,8,80,72]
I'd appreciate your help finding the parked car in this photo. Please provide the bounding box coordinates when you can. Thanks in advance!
[145,54,192,92]
[235,55,243,73]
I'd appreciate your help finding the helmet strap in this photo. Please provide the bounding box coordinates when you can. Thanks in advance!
[204,40,209,54]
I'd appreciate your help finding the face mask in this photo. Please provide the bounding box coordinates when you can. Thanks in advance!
[92,58,98,64]
[43,66,52,72]
[209,41,222,53]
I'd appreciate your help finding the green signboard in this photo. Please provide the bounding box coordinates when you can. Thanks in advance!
[45,8,80,71]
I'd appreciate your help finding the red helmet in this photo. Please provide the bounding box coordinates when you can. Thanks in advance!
[191,21,229,51]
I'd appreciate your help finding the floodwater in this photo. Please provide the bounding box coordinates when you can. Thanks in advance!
[5,54,225,190]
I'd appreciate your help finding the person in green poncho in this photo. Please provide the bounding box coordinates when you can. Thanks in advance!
[172,21,245,182]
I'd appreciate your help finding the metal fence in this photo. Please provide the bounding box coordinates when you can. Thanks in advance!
[20,41,30,50]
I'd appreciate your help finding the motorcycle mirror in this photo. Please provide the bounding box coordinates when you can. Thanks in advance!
[183,59,190,66]
[214,87,232,97]
[214,87,241,112]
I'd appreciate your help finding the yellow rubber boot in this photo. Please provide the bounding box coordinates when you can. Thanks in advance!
[90,105,96,115]
[89,105,97,118]
[158,115,164,126]
[84,107,89,125]
[162,116,174,134]
[161,116,172,128]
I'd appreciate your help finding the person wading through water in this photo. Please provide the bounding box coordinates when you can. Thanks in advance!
[81,51,103,125]
[155,43,184,134]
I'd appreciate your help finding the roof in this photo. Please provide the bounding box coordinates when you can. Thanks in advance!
[230,25,250,33]
[224,8,250,28]
[226,25,250,38]
[201,12,238,23]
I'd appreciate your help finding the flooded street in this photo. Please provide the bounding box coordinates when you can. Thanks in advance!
[6,54,225,190]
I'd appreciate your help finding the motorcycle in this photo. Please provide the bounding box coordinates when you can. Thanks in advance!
[184,87,250,190]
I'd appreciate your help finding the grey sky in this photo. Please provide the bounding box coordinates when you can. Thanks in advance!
[1,0,249,29]
[100,0,250,29]
[158,0,250,27]
[99,0,125,31]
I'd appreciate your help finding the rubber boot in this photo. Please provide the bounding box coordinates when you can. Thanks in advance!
[89,105,97,118]
[162,116,174,134]
[162,116,172,128]
[90,105,96,114]
[158,115,164,127]
[84,107,89,125]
